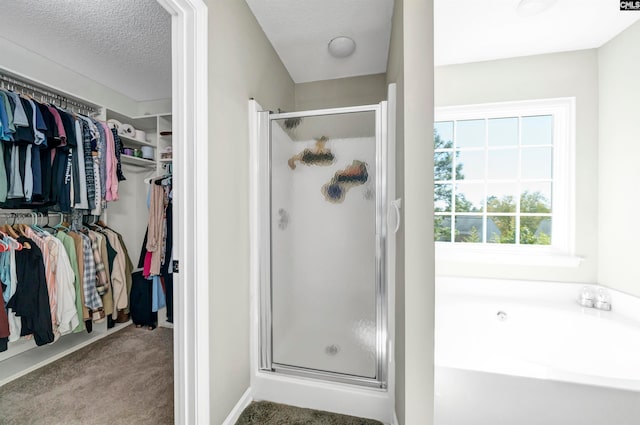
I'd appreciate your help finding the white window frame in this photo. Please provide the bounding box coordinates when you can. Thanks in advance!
[434,97,581,267]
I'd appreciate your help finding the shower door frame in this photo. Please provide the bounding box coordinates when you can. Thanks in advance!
[257,103,389,389]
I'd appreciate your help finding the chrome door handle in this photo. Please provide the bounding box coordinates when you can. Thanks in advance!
[390,198,402,233]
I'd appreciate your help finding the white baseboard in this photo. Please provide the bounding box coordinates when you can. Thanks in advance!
[252,372,393,424]
[222,387,253,425]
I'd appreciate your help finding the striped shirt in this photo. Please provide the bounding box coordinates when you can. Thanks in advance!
[79,233,102,311]
[88,232,108,296]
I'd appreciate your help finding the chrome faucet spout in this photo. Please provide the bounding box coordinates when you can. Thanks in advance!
[578,286,595,308]
[594,287,612,311]
[577,286,612,311]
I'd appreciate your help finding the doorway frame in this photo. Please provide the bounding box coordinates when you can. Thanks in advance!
[155,0,209,423]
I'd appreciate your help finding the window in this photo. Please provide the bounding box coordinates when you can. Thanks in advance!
[434,98,576,262]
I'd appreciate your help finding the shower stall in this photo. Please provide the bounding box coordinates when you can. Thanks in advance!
[254,101,393,389]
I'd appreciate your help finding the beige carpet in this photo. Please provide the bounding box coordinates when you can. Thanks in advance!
[236,400,384,425]
[0,325,173,425]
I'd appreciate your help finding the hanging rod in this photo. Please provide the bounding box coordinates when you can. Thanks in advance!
[0,68,100,115]
[0,211,71,225]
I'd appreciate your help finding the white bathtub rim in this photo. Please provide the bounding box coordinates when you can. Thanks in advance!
[436,276,640,324]
[435,276,640,393]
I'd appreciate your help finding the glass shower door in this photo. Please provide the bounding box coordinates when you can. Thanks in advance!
[268,108,384,384]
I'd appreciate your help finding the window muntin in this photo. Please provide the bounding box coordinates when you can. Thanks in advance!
[433,99,572,250]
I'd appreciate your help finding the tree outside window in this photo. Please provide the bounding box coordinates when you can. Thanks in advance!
[433,117,552,246]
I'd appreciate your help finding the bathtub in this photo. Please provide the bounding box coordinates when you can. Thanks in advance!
[435,276,640,392]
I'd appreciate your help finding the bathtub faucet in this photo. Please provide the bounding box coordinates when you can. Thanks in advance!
[594,288,612,311]
[578,286,612,311]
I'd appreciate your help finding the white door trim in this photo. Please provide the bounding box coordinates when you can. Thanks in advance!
[155,0,209,423]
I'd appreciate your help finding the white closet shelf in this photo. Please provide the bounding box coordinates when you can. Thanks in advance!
[107,110,157,131]
[119,134,155,148]
[121,155,156,167]
[159,158,173,163]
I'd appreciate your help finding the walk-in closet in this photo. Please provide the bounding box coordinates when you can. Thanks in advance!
[0,1,176,423]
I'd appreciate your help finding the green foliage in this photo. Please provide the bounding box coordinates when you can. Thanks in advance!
[433,127,552,245]
[455,193,476,212]
[536,231,552,245]
[487,195,516,213]
[520,190,551,213]
[487,191,551,245]
[519,190,551,245]
[433,129,466,216]
[464,226,481,243]
[520,217,551,245]
[489,217,516,244]
[434,216,452,242]
[434,129,453,150]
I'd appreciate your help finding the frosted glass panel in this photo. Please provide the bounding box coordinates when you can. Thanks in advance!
[270,111,378,379]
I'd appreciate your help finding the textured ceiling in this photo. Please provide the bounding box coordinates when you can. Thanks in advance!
[0,0,171,102]
[435,0,640,66]
[245,0,394,83]
[3,1,634,102]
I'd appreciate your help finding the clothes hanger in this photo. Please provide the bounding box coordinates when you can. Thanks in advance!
[13,221,29,238]
[75,215,90,234]
[84,215,99,231]
[43,213,56,232]
[53,212,70,232]
[2,215,23,250]
[0,231,9,253]
[91,216,106,229]
[2,215,20,239]
[33,212,48,234]
[144,175,164,185]
[1,232,21,251]
[11,213,28,236]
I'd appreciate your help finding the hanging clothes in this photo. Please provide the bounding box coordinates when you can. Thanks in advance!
[129,271,157,329]
[0,76,139,354]
[7,236,54,346]
[56,230,85,333]
[0,220,134,348]
[50,236,78,336]
[160,202,174,323]
[4,236,21,343]
[0,89,122,212]
[0,288,9,352]
[66,230,91,323]
[22,225,57,338]
[146,179,168,276]
[133,174,172,324]
[103,229,128,314]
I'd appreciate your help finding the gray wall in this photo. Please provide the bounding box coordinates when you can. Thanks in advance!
[598,21,640,297]
[206,0,295,423]
[387,0,435,423]
[434,50,600,283]
[294,74,387,111]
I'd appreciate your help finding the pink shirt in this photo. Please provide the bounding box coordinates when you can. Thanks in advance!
[100,122,119,201]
